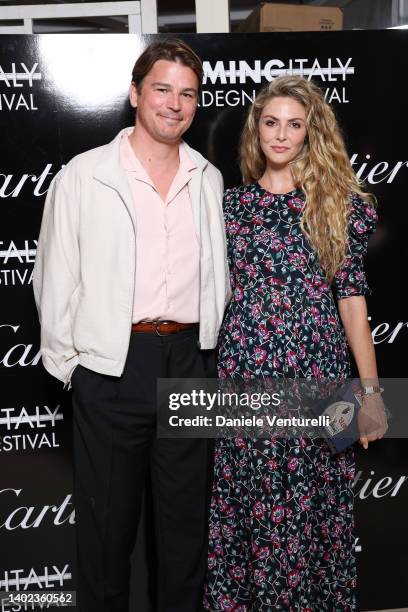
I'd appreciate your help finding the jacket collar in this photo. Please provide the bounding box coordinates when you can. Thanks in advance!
[92,127,208,235]
[180,139,208,172]
[93,126,208,190]
[92,127,133,191]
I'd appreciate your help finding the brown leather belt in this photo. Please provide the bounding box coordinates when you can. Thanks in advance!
[131,320,198,336]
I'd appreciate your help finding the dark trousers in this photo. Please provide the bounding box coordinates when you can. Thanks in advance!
[71,328,214,612]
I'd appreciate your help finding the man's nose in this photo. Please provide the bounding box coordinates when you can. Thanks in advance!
[167,92,181,111]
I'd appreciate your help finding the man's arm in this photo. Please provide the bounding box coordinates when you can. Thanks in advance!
[212,165,232,306]
[32,167,81,386]
[206,163,232,301]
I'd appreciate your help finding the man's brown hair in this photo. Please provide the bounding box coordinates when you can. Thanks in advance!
[132,38,203,92]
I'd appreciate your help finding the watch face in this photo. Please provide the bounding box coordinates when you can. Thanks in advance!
[363,386,380,395]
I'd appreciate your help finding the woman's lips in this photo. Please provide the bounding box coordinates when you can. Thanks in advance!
[271,146,289,153]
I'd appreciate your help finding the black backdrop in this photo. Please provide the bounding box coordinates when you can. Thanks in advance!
[1,31,407,610]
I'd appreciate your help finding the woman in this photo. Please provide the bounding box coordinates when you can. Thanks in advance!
[204,76,387,611]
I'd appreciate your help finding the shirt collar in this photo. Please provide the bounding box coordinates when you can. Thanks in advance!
[120,129,198,176]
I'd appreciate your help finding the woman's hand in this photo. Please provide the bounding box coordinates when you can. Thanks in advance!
[358,392,388,449]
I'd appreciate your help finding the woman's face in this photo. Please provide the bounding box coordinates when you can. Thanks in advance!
[258,96,307,168]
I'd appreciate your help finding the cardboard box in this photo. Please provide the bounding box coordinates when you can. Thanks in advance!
[238,3,343,32]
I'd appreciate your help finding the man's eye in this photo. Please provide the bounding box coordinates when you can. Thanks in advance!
[157,88,167,93]
[183,92,193,98]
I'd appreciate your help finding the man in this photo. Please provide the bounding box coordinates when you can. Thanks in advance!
[33,39,230,612]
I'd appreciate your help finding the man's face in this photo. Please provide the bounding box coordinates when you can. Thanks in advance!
[130,59,199,144]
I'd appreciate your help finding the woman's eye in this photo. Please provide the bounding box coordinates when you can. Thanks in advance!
[292,122,301,128]
[265,120,276,127]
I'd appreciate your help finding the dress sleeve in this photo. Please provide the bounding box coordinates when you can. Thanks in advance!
[223,188,237,292]
[332,192,378,300]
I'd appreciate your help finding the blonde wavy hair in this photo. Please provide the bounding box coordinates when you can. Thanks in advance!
[240,75,374,282]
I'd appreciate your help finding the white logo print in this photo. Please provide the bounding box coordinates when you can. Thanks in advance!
[199,57,354,107]
[0,240,38,287]
[0,404,63,452]
[0,62,41,111]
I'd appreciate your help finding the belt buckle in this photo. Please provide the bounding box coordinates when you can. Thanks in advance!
[155,320,172,337]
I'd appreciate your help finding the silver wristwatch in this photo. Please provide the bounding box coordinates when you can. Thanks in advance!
[361,385,383,396]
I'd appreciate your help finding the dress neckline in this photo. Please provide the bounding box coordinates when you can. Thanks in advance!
[255,181,301,197]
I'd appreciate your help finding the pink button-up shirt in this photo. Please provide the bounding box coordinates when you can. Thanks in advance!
[120,132,200,323]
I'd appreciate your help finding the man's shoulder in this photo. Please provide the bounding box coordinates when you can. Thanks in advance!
[63,141,111,176]
[182,141,222,183]
[205,159,222,180]
[58,128,127,182]
[203,161,223,192]
[48,142,111,196]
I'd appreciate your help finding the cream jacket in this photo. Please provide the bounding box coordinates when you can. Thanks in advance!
[33,128,231,387]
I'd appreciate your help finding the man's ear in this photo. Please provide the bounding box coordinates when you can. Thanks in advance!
[129,81,138,108]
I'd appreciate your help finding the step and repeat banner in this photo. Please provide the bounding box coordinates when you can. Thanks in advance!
[1,31,407,610]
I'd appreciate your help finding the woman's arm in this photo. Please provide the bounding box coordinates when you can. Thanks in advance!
[338,295,388,449]
[338,295,377,380]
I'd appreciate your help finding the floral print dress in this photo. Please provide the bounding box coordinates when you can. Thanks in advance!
[204,183,377,611]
